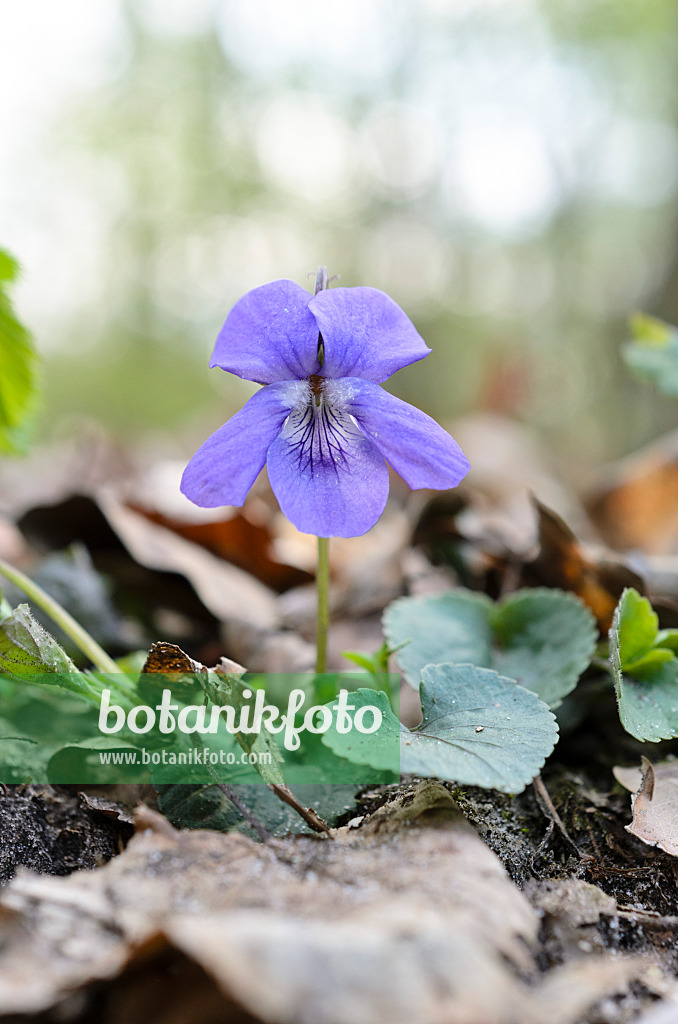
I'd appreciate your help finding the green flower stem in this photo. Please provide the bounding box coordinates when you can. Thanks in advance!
[315,536,330,674]
[0,556,120,674]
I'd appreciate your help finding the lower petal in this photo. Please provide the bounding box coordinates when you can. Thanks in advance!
[181,381,306,508]
[266,394,389,537]
[346,378,470,490]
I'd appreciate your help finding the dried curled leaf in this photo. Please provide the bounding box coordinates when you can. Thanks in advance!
[614,757,678,858]
[526,499,644,632]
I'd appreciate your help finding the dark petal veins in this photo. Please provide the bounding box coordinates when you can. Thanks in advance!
[210,279,321,385]
[267,380,389,537]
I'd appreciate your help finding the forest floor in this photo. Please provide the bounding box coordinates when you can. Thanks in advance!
[2,415,678,1024]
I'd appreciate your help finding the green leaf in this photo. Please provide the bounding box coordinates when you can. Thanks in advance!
[341,642,408,695]
[489,591,597,706]
[612,588,678,674]
[623,648,675,677]
[320,672,557,792]
[401,664,558,793]
[321,689,400,772]
[0,250,39,454]
[623,313,678,397]
[47,736,148,784]
[384,588,597,708]
[0,603,77,676]
[610,588,678,741]
[610,659,678,743]
[0,713,46,783]
[615,586,658,666]
[342,651,378,673]
[0,603,107,703]
[629,311,674,345]
[384,589,492,681]
[654,628,678,652]
[0,684,103,782]
[201,669,286,786]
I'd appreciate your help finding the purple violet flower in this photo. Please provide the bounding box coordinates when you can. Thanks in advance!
[181,279,470,537]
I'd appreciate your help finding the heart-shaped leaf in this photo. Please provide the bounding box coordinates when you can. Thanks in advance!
[321,672,557,794]
[400,664,558,793]
[384,588,596,708]
[320,689,400,773]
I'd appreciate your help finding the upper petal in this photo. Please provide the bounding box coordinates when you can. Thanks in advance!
[345,378,470,490]
[309,286,430,383]
[180,381,306,508]
[210,280,321,384]
[266,379,390,537]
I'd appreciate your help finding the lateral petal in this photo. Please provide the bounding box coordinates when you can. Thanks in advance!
[180,381,306,508]
[346,378,470,490]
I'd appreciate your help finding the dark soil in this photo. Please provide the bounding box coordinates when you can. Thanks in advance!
[0,785,132,883]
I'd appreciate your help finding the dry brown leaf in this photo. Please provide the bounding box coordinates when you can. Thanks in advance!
[128,502,313,593]
[587,429,678,554]
[524,498,645,632]
[0,783,535,1022]
[98,489,279,630]
[142,639,208,676]
[447,414,583,545]
[0,782,657,1024]
[614,758,678,857]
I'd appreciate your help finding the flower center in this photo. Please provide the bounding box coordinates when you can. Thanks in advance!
[279,378,363,478]
[309,373,326,406]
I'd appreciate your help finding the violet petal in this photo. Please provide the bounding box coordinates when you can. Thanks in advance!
[346,378,470,489]
[210,279,321,384]
[266,380,389,537]
[309,286,430,383]
[180,381,306,507]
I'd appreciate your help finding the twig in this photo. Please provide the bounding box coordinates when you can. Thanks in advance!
[216,785,272,842]
[532,774,580,856]
[617,907,678,928]
[190,730,272,842]
[268,783,332,836]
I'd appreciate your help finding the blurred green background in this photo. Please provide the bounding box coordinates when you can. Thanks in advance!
[4,0,678,473]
